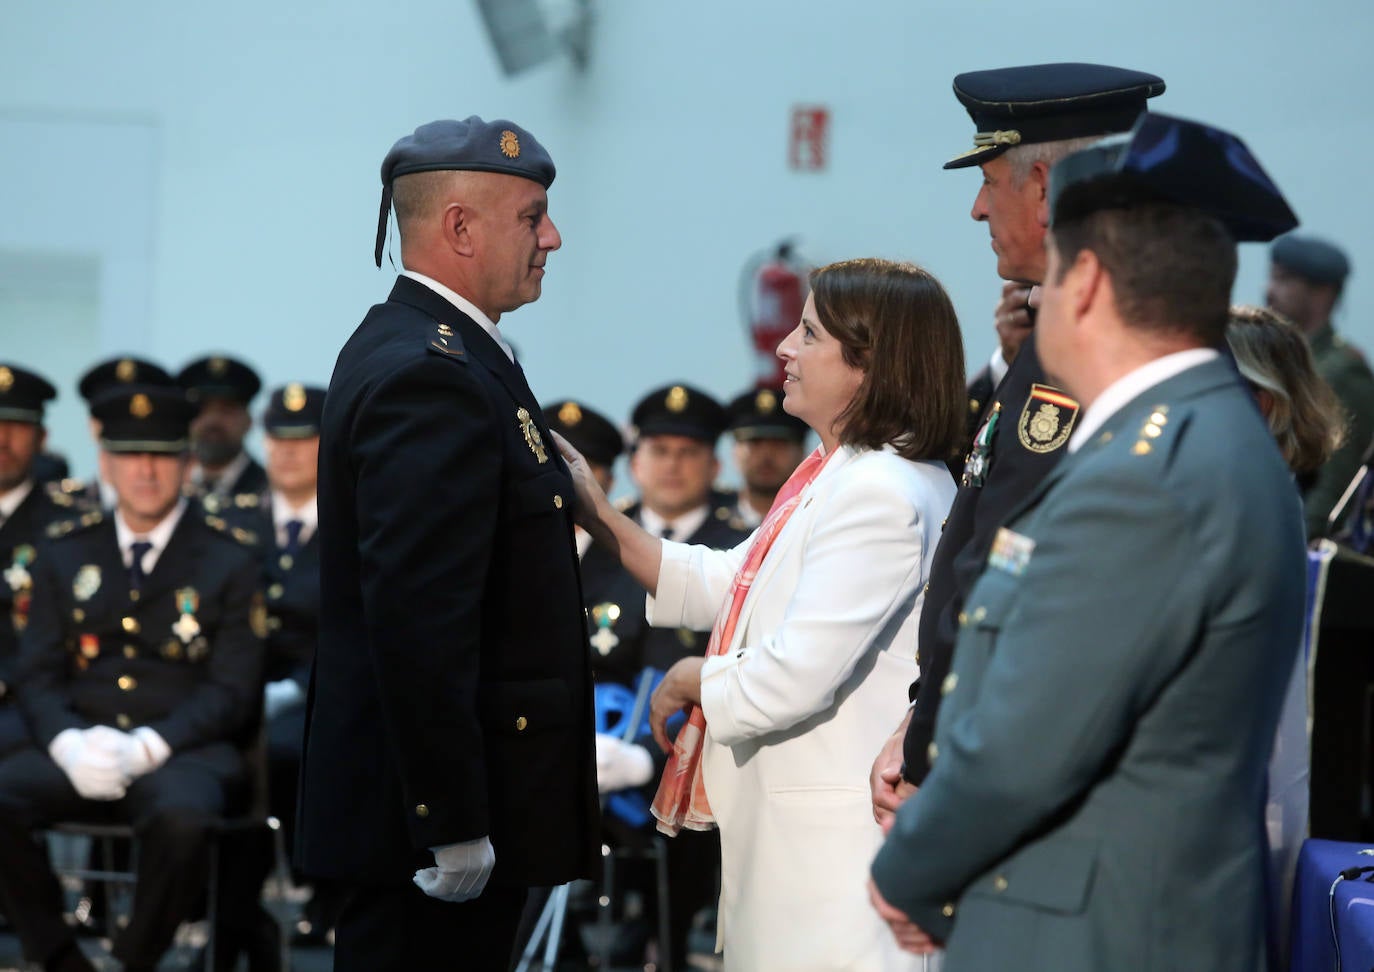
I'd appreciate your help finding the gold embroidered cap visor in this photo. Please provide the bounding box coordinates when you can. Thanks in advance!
[943,62,1166,170]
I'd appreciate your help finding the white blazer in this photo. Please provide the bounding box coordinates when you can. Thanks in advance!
[649,445,956,971]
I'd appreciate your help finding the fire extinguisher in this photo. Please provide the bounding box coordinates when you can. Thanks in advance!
[739,239,810,389]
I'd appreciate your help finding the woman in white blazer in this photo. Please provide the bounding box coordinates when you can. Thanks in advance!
[558,259,965,970]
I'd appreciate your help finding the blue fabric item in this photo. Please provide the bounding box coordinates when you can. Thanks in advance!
[594,670,685,829]
[1289,838,1374,972]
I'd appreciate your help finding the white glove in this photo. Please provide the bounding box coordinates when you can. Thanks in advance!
[83,725,170,779]
[48,728,129,801]
[263,678,305,720]
[595,732,655,792]
[413,836,495,903]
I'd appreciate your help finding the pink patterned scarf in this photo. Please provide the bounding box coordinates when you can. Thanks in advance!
[651,445,836,835]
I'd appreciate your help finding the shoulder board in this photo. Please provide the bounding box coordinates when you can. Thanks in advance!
[1122,404,1180,460]
[204,514,258,548]
[424,321,468,360]
[47,485,75,508]
[47,510,102,539]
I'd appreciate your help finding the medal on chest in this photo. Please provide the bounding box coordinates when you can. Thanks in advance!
[172,587,201,643]
[590,602,621,655]
[962,402,1001,488]
[516,408,549,463]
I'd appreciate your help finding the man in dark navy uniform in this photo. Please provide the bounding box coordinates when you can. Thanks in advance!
[297,116,599,971]
[177,355,268,506]
[48,357,177,511]
[0,384,263,972]
[577,383,748,968]
[723,386,809,528]
[0,364,73,758]
[869,63,1167,827]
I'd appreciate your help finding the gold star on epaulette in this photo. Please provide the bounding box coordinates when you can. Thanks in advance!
[430,322,465,357]
[49,489,74,508]
[1132,405,1170,456]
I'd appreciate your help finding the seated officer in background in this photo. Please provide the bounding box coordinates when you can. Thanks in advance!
[0,385,264,972]
[177,355,267,506]
[724,386,809,527]
[579,383,748,968]
[51,357,177,510]
[0,364,72,759]
[206,382,328,971]
[543,399,625,558]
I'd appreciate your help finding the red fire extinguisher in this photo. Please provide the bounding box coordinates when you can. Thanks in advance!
[739,240,810,389]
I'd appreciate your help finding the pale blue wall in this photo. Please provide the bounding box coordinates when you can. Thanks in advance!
[3,0,1372,480]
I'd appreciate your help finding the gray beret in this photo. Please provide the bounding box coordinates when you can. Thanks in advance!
[374,116,556,266]
[1271,234,1350,287]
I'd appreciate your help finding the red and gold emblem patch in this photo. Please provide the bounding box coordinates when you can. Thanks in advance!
[1017,383,1078,454]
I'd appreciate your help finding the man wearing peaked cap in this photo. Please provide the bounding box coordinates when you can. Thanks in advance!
[574,382,746,968]
[1266,234,1374,535]
[177,355,267,506]
[871,114,1306,972]
[51,357,178,510]
[725,387,809,527]
[870,62,1166,845]
[0,382,264,972]
[299,117,597,970]
[0,365,74,759]
[543,399,622,556]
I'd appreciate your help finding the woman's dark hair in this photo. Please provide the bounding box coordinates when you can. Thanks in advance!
[810,258,965,461]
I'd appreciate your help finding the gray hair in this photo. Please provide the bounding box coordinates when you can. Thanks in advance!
[1005,136,1104,187]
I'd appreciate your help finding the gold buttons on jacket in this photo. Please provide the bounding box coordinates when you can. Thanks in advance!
[927,742,938,764]
[553,494,564,509]
[123,646,137,659]
[117,675,137,692]
[515,716,528,732]
[268,583,284,600]
[994,875,1009,892]
[72,609,85,622]
[971,606,987,623]
[121,617,140,634]
[941,903,955,918]
[116,714,132,730]
[415,804,429,818]
[941,673,958,696]
[279,555,294,571]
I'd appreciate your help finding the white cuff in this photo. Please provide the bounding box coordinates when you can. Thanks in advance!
[134,727,172,768]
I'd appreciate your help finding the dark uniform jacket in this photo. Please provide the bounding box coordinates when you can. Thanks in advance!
[298,275,600,887]
[17,508,264,768]
[220,495,319,687]
[581,499,749,688]
[193,457,269,507]
[904,335,1079,783]
[1,483,84,753]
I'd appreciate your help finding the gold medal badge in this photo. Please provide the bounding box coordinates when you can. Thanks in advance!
[516,408,549,463]
[1017,383,1079,454]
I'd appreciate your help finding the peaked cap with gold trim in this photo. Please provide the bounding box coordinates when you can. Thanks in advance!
[630,383,727,444]
[944,62,1165,170]
[263,383,326,439]
[89,385,196,454]
[543,399,623,467]
[725,387,809,443]
[0,363,57,424]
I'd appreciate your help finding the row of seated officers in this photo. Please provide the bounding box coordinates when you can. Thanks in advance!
[0,353,810,972]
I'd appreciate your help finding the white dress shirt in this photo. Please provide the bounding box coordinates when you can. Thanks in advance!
[0,479,34,523]
[1067,349,1220,453]
[271,491,318,548]
[638,503,710,543]
[401,270,514,363]
[114,499,189,574]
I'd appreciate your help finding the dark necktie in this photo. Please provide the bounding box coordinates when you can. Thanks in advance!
[283,519,304,557]
[660,525,675,541]
[128,541,153,593]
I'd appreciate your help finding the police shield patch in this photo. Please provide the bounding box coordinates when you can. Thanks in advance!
[1017,383,1079,453]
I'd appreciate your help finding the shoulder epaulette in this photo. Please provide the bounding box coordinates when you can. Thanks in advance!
[46,509,103,539]
[1127,404,1175,458]
[204,513,258,547]
[425,321,468,360]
